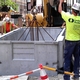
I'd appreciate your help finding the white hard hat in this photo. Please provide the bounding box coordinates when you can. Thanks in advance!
[72,3,80,11]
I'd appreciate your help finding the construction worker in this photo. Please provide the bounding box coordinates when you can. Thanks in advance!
[58,0,80,80]
[1,17,18,34]
[2,14,9,21]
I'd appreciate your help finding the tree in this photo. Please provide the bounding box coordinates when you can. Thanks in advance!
[0,0,18,11]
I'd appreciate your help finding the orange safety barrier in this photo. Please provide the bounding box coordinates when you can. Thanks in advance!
[41,65,75,76]
[43,65,74,76]
[42,64,79,77]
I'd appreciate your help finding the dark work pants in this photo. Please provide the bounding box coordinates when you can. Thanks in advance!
[64,40,79,80]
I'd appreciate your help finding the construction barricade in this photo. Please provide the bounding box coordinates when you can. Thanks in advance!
[6,68,40,80]
[6,64,79,80]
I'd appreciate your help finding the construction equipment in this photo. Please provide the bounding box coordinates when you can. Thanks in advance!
[26,11,47,27]
[24,0,65,41]
[25,0,65,27]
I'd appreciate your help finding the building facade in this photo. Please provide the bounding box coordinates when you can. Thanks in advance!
[12,0,36,16]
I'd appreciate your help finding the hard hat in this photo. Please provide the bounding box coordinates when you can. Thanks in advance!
[72,3,80,11]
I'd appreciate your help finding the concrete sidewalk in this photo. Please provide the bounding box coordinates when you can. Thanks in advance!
[0,74,75,80]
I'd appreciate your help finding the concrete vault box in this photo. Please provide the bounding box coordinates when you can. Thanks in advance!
[0,27,65,76]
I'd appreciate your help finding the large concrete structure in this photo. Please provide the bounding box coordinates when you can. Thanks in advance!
[0,27,65,76]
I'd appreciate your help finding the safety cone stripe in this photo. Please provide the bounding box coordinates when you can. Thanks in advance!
[40,74,48,79]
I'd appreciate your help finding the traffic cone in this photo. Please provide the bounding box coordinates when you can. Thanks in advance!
[39,64,49,80]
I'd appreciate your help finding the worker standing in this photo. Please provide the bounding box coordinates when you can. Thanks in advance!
[1,17,18,34]
[58,0,80,80]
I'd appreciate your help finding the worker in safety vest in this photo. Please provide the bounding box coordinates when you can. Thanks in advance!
[2,17,18,34]
[58,0,80,80]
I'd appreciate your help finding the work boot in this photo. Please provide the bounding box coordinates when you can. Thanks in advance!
[73,78,79,80]
[72,76,79,80]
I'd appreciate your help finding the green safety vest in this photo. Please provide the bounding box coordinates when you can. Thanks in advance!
[61,11,80,41]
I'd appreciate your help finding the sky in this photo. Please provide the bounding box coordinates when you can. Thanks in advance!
[36,0,42,6]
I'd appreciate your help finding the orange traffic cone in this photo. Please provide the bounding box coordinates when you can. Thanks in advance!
[39,64,49,80]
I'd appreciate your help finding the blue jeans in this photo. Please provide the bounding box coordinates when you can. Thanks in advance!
[64,40,79,80]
